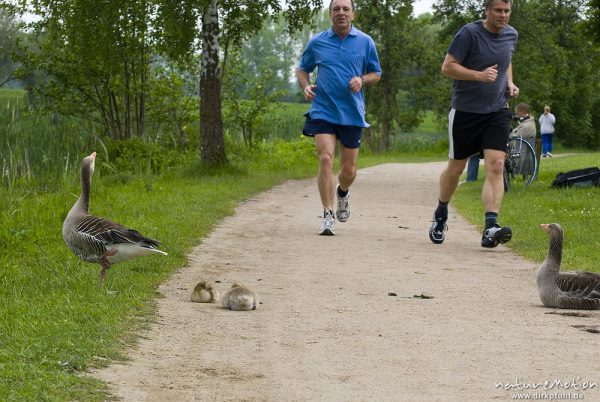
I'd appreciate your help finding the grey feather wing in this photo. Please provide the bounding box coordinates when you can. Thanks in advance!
[557,295,600,310]
[75,216,160,248]
[557,271,600,307]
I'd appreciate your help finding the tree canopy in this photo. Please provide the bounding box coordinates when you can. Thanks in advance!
[3,0,600,153]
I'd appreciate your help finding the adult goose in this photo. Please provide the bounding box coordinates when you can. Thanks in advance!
[537,223,600,309]
[63,152,167,285]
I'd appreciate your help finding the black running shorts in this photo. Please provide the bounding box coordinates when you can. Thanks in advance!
[447,108,512,160]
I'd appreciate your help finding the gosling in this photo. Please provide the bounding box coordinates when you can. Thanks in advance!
[221,283,258,311]
[191,281,219,303]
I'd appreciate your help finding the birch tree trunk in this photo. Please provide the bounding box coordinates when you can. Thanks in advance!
[200,0,227,166]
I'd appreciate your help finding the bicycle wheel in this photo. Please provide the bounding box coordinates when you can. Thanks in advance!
[505,137,537,189]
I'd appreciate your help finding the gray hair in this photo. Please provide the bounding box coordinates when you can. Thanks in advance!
[329,0,355,12]
[484,0,512,10]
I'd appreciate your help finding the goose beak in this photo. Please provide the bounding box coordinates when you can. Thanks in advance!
[540,224,550,232]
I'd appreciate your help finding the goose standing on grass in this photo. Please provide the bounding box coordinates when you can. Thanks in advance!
[537,223,600,309]
[63,152,167,285]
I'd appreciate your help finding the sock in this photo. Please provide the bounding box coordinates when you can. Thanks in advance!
[485,212,498,229]
[434,200,449,222]
[337,186,348,198]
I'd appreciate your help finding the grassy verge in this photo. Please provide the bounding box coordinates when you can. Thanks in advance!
[0,138,444,401]
[0,142,310,400]
[452,152,600,272]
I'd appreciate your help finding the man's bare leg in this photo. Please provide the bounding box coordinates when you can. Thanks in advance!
[429,158,468,244]
[336,144,359,222]
[315,134,337,211]
[480,149,512,247]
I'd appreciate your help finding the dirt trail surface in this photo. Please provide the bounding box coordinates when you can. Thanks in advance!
[93,162,600,401]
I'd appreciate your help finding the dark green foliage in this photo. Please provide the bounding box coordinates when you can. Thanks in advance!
[0,7,20,87]
[585,0,600,43]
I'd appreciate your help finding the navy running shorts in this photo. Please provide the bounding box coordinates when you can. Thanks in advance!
[303,117,363,149]
[447,108,512,160]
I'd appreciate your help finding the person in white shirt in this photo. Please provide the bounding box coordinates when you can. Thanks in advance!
[539,105,556,157]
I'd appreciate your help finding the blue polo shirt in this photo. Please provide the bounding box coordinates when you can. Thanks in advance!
[298,26,381,128]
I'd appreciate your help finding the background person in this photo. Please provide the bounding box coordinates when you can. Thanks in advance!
[510,102,537,178]
[511,102,536,147]
[466,154,481,182]
[428,0,519,248]
[296,0,381,236]
[539,105,556,157]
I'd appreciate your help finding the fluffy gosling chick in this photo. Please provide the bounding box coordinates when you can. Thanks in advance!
[191,281,219,303]
[221,283,258,311]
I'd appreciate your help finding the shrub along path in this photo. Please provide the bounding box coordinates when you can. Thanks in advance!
[93,162,600,401]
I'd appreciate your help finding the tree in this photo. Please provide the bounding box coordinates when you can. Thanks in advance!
[199,0,226,165]
[12,0,156,139]
[356,0,442,151]
[157,0,323,166]
[586,0,600,43]
[509,0,600,148]
[223,49,283,146]
[0,8,19,87]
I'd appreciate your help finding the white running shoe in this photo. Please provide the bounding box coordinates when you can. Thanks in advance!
[336,185,350,223]
[319,210,335,236]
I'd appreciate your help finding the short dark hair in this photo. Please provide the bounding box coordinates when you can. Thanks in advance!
[516,103,530,114]
[484,0,512,10]
[329,0,355,12]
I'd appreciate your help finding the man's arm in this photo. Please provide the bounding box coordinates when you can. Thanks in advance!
[349,71,381,93]
[296,68,311,91]
[506,62,519,97]
[441,53,498,83]
[296,68,317,101]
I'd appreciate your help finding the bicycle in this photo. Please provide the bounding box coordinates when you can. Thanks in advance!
[503,135,537,192]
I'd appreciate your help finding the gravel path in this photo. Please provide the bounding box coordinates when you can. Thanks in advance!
[93,162,600,401]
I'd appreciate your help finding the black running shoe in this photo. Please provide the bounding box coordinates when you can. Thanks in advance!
[429,215,447,244]
[481,225,512,248]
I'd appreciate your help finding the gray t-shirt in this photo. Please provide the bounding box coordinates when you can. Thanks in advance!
[448,20,518,114]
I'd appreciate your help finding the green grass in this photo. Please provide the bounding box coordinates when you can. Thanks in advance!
[453,152,600,272]
[3,92,594,399]
[0,88,25,109]
[0,136,447,401]
[0,140,314,401]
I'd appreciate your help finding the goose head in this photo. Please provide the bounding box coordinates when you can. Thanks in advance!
[82,152,96,182]
[540,223,563,270]
[540,223,563,237]
[75,151,96,214]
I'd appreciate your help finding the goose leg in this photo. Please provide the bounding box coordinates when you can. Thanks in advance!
[98,259,111,286]
[98,249,117,286]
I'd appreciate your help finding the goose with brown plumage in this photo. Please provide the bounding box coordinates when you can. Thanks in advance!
[537,223,600,310]
[63,152,167,285]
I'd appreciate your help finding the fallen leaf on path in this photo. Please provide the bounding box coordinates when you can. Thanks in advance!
[413,293,434,299]
[571,324,600,334]
[545,310,592,317]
